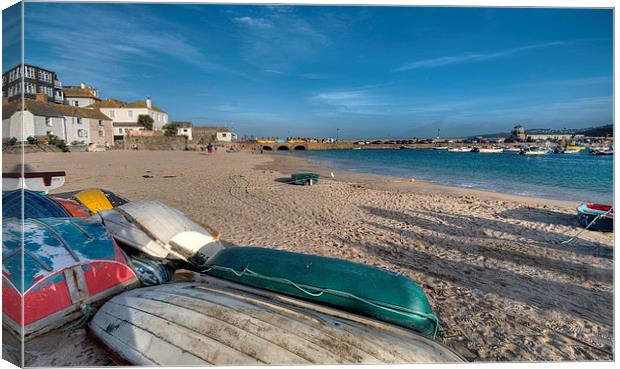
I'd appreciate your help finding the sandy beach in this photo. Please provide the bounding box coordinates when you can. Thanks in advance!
[5,149,614,363]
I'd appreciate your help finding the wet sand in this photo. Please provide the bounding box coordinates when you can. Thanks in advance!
[4,149,614,363]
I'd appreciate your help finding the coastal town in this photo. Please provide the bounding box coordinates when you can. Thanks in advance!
[2,63,237,152]
[2,64,613,154]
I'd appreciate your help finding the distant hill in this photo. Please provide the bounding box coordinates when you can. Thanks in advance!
[472,124,612,138]
[579,124,613,137]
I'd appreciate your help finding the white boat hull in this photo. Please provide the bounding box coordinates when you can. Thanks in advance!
[99,200,224,266]
[89,276,464,365]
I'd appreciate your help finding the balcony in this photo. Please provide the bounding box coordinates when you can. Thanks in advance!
[54,80,62,88]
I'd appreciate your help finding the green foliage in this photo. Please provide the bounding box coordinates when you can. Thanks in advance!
[137,114,154,130]
[47,133,68,152]
[8,137,17,145]
[163,122,180,137]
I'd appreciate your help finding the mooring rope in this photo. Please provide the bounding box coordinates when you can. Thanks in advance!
[561,207,613,245]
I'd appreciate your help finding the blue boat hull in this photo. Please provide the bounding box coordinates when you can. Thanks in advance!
[578,212,613,232]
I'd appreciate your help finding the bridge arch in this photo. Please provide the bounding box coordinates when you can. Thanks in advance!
[262,145,273,151]
[293,145,306,151]
[277,145,290,151]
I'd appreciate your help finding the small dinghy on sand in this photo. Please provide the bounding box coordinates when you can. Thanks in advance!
[89,276,463,365]
[2,217,139,339]
[204,246,439,338]
[97,200,223,266]
[577,203,613,232]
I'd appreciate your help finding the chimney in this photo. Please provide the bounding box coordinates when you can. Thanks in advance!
[35,93,48,102]
[146,97,152,109]
[80,82,86,89]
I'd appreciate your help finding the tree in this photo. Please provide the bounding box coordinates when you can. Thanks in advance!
[137,114,154,130]
[163,122,180,137]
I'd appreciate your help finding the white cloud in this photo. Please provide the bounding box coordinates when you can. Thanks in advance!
[24,4,244,98]
[394,41,567,72]
[233,16,273,29]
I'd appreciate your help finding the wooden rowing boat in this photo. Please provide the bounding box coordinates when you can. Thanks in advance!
[89,276,464,365]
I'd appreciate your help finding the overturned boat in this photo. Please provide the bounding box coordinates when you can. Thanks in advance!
[204,246,439,338]
[3,189,70,219]
[291,172,320,185]
[97,199,223,266]
[89,276,463,365]
[2,217,139,339]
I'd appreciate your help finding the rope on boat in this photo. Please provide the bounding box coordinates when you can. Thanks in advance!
[561,207,613,245]
[61,304,98,331]
[201,264,440,338]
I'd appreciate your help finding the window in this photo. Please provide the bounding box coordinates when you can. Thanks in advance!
[25,83,35,94]
[127,110,133,118]
[222,133,227,138]
[25,67,35,79]
[74,101,79,107]
[99,129,105,137]
[109,110,115,118]
[77,117,83,124]
[98,120,103,126]
[45,117,53,127]
[77,129,87,138]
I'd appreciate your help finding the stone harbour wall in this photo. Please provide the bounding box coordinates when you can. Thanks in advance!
[122,136,188,151]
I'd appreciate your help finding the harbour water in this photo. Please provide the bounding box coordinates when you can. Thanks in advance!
[292,149,613,203]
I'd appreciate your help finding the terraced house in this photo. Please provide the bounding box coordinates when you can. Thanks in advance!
[2,93,114,149]
[2,64,64,103]
[63,82,101,107]
[90,97,168,140]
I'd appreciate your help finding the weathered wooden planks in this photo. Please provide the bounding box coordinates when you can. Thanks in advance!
[89,277,463,365]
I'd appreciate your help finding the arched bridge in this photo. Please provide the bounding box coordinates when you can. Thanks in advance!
[259,143,308,151]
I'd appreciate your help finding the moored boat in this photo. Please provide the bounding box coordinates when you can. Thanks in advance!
[519,146,548,155]
[502,147,522,152]
[567,145,587,151]
[478,147,503,153]
[590,147,613,156]
[432,146,448,151]
[563,148,580,154]
[447,147,473,152]
[576,203,613,232]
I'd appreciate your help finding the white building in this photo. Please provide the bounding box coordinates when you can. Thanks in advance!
[174,122,192,141]
[216,128,237,142]
[89,97,169,139]
[64,82,101,107]
[2,94,114,147]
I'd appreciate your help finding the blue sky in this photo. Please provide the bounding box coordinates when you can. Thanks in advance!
[12,3,614,138]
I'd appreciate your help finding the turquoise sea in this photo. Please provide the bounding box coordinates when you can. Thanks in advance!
[291,149,614,203]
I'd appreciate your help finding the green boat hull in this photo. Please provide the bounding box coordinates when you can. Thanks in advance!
[291,173,320,185]
[204,247,439,338]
